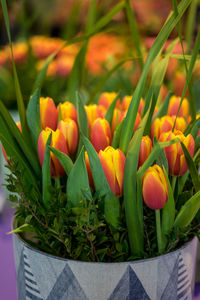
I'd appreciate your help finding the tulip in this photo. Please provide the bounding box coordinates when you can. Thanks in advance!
[142,165,168,210]
[167,96,189,118]
[58,101,77,123]
[98,146,126,196]
[151,116,186,140]
[138,136,152,168]
[98,92,121,109]
[40,97,58,130]
[122,96,144,115]
[91,118,112,152]
[38,127,69,177]
[159,130,195,176]
[57,118,78,155]
[85,104,104,133]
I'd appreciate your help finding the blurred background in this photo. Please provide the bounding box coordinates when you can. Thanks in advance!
[0,0,200,299]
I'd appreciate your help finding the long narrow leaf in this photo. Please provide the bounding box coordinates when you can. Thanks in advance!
[119,0,192,153]
[0,101,41,178]
[42,133,52,208]
[174,190,200,228]
[105,92,120,126]
[180,142,200,192]
[161,168,175,249]
[26,88,42,148]
[67,148,91,207]
[81,134,120,228]
[49,146,73,176]
[125,0,143,69]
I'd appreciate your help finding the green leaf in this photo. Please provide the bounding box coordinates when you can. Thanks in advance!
[153,91,173,120]
[1,0,27,134]
[67,148,92,207]
[26,88,42,147]
[124,107,151,257]
[112,119,124,149]
[174,190,200,228]
[81,134,120,228]
[92,1,125,33]
[119,0,192,153]
[180,141,200,192]
[76,92,88,137]
[125,0,143,69]
[105,92,120,126]
[49,146,73,176]
[0,116,39,190]
[161,167,175,248]
[7,223,35,235]
[185,0,198,52]
[42,133,52,208]
[0,101,41,178]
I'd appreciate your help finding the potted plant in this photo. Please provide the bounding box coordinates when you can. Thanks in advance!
[1,0,200,299]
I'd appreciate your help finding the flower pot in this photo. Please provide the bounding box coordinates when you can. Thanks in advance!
[13,231,198,300]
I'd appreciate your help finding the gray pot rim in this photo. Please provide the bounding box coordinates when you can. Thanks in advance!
[12,216,198,266]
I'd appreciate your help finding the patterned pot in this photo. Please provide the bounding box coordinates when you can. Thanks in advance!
[13,233,198,300]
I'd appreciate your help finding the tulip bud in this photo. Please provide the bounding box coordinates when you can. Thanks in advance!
[57,118,78,155]
[38,128,69,177]
[159,130,195,176]
[138,136,152,168]
[91,118,112,152]
[98,92,120,109]
[58,101,77,123]
[122,96,144,115]
[40,97,58,130]
[167,96,189,118]
[98,146,125,196]
[85,104,104,133]
[142,165,168,210]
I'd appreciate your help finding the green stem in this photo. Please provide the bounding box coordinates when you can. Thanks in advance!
[155,209,162,254]
[55,177,61,189]
[171,176,177,193]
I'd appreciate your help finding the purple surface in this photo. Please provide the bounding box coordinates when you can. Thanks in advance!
[0,205,200,300]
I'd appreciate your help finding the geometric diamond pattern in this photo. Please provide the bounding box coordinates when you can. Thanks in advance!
[13,235,198,300]
[46,264,88,300]
[108,265,150,300]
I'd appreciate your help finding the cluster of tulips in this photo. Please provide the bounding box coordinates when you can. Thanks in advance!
[18,91,194,212]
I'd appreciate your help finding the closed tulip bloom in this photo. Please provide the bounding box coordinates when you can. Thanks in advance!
[171,116,187,132]
[40,97,58,130]
[58,101,77,123]
[38,128,69,177]
[138,136,152,168]
[85,104,104,132]
[98,146,126,196]
[98,92,120,109]
[122,96,144,115]
[167,96,189,118]
[142,165,168,210]
[91,118,112,152]
[159,130,195,176]
[57,118,78,155]
[151,116,174,140]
